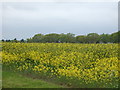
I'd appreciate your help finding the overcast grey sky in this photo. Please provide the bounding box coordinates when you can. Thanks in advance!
[1,2,118,40]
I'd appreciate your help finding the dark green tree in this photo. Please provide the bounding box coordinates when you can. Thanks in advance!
[27,38,32,43]
[99,33,111,43]
[110,31,120,43]
[2,39,4,42]
[43,33,60,43]
[20,39,25,43]
[13,38,18,43]
[59,33,75,43]
[32,34,44,42]
[76,35,87,43]
[86,33,99,43]
[6,40,11,42]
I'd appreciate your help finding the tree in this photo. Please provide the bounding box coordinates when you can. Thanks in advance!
[13,38,18,43]
[59,33,67,43]
[2,39,4,42]
[110,31,120,43]
[99,33,110,43]
[32,34,44,42]
[6,40,11,42]
[27,38,32,43]
[25,31,120,43]
[59,33,75,43]
[86,33,99,43]
[66,33,76,43]
[43,33,60,43]
[20,39,25,43]
[76,35,87,43]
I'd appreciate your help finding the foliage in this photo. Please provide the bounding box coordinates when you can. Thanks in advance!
[99,33,111,43]
[43,33,60,43]
[1,31,120,43]
[110,31,120,43]
[76,35,87,43]
[87,33,99,43]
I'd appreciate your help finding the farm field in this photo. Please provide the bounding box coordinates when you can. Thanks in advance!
[1,42,119,88]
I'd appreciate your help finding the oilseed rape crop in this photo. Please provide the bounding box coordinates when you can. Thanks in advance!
[1,43,119,88]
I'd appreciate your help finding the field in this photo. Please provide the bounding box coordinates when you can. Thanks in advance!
[1,43,119,88]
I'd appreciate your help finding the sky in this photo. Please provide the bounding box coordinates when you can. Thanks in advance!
[0,1,118,40]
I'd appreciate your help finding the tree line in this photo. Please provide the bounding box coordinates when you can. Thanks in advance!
[1,31,120,43]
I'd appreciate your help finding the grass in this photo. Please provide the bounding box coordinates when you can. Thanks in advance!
[2,68,119,88]
[2,70,63,88]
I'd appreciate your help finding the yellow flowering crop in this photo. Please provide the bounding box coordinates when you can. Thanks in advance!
[1,42,119,88]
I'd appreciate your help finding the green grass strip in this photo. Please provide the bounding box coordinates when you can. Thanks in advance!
[2,71,63,88]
